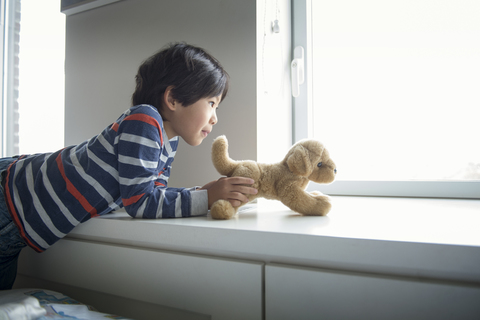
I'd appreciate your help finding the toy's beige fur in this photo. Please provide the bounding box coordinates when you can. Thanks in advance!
[210,135,336,220]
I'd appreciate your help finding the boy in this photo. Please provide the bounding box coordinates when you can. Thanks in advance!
[0,43,257,289]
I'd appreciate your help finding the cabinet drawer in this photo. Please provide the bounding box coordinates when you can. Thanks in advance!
[18,239,263,320]
[266,264,480,320]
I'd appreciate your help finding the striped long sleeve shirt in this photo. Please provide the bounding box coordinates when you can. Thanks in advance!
[3,105,208,252]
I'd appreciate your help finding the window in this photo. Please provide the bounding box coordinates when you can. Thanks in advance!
[293,0,480,199]
[18,0,65,154]
[1,0,20,157]
[1,0,65,157]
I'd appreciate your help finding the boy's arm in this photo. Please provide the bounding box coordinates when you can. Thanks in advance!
[115,107,205,218]
[114,107,256,218]
[119,164,209,218]
[126,187,208,219]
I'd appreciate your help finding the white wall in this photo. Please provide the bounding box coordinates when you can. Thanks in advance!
[64,0,256,188]
[64,0,291,187]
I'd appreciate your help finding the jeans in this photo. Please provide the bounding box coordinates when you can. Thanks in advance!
[0,157,26,290]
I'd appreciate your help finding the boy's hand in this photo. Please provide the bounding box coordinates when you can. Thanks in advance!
[200,177,258,209]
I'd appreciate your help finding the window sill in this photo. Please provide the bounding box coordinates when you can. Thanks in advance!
[67,196,480,285]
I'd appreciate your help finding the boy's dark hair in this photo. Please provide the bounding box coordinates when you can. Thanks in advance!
[132,42,229,110]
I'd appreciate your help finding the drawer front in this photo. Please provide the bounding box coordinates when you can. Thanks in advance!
[266,264,480,320]
[18,239,263,320]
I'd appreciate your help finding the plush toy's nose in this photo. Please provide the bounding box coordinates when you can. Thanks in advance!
[334,168,337,174]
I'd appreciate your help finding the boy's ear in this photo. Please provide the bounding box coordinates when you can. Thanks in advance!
[163,86,176,111]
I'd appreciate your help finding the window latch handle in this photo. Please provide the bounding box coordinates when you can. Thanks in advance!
[291,46,305,97]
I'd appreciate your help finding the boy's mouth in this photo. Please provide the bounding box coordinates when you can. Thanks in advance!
[202,130,210,137]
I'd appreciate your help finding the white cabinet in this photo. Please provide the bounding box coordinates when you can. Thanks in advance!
[265,263,480,320]
[18,239,263,320]
[16,198,480,319]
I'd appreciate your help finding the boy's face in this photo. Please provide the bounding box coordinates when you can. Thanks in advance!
[168,95,221,146]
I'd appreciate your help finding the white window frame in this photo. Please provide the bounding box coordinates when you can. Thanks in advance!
[1,0,7,157]
[292,0,480,200]
[1,0,20,157]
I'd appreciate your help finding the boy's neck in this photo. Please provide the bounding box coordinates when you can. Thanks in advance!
[162,120,176,141]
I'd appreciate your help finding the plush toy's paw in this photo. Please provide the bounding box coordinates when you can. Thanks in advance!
[299,191,332,216]
[210,199,238,220]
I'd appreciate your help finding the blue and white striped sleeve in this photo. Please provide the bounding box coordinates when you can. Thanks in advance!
[114,107,208,218]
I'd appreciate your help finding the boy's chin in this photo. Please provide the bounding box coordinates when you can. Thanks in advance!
[184,138,203,147]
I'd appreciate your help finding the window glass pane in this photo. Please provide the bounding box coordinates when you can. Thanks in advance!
[1,0,21,157]
[18,0,65,154]
[311,0,480,181]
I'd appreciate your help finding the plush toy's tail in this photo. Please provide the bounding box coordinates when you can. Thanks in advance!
[212,136,239,176]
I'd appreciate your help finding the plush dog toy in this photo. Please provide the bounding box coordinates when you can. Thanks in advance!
[210,135,337,220]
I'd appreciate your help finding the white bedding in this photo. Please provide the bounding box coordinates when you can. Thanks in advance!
[0,289,132,320]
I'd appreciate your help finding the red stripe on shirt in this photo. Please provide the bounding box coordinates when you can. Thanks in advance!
[122,193,145,207]
[3,158,44,252]
[124,114,163,146]
[111,122,119,132]
[56,153,98,218]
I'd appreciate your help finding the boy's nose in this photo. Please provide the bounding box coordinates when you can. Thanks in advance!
[210,110,218,125]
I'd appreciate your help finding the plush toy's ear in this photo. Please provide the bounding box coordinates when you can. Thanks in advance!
[286,144,312,177]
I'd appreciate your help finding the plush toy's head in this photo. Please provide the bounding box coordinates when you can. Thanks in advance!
[284,139,337,184]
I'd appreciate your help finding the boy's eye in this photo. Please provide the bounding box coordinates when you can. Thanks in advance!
[209,101,215,107]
